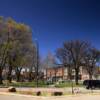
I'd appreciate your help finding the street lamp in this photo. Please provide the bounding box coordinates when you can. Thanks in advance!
[34,39,39,87]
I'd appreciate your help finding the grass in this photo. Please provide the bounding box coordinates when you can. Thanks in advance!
[0,80,48,88]
[0,80,84,88]
[55,81,83,88]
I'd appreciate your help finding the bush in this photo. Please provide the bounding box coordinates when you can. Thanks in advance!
[52,91,63,96]
[36,91,41,96]
[8,87,16,92]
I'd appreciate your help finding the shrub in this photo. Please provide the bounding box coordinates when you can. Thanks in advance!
[52,91,63,96]
[36,91,41,96]
[8,87,16,92]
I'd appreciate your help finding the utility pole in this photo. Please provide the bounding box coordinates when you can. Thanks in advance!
[35,39,39,87]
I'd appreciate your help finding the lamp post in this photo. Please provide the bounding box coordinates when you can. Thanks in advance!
[35,39,39,87]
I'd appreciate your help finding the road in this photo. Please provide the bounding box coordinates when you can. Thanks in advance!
[0,94,100,100]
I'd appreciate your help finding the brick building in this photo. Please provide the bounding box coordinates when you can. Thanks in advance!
[44,64,89,82]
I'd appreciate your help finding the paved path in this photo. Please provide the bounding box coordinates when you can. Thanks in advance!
[0,94,100,100]
[1,87,100,93]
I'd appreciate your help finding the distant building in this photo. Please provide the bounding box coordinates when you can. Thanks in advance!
[45,64,90,82]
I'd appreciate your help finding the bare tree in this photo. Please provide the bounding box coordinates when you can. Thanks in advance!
[56,40,89,85]
[83,48,100,80]
[42,51,57,81]
[56,48,73,80]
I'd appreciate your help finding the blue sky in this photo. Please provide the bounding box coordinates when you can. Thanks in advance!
[0,0,100,57]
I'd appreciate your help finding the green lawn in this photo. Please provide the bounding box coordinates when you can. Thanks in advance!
[55,81,83,88]
[0,81,47,87]
[0,80,83,88]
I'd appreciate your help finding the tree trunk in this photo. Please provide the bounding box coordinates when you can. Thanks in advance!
[28,71,32,82]
[89,73,93,80]
[46,69,47,81]
[16,72,20,82]
[55,69,57,82]
[68,66,72,80]
[0,69,3,84]
[75,68,79,85]
[7,65,12,83]
[16,67,22,82]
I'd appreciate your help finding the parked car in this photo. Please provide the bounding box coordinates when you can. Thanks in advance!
[83,80,100,89]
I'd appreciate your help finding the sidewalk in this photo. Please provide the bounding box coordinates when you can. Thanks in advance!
[0,87,100,94]
[0,92,100,100]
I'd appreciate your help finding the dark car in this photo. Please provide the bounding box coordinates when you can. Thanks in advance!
[83,80,100,89]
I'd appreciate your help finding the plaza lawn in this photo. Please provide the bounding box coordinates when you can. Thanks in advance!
[0,80,83,88]
[55,81,83,88]
[0,81,47,88]
[8,82,46,87]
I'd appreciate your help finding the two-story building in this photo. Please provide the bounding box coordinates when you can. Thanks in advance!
[44,64,89,82]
